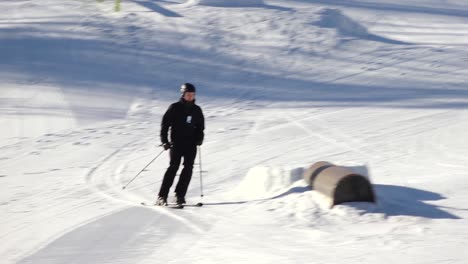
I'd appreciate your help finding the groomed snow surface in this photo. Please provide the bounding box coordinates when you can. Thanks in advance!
[185,0,265,7]
[1,0,468,263]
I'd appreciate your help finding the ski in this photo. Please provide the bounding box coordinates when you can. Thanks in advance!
[140,202,203,208]
[167,204,184,209]
[173,203,203,207]
[141,202,184,209]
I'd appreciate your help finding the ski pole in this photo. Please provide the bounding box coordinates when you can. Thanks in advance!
[122,148,165,190]
[198,146,204,199]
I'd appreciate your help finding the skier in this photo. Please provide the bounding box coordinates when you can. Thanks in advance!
[156,83,205,206]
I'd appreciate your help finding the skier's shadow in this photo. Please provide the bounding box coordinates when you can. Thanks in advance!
[204,185,461,220]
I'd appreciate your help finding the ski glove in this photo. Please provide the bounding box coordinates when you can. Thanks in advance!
[163,142,172,150]
[196,140,203,146]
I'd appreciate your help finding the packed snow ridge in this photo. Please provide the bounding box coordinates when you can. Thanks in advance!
[233,166,305,200]
[315,8,370,38]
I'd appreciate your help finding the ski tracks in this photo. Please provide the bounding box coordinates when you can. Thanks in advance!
[10,118,208,263]
[84,130,207,234]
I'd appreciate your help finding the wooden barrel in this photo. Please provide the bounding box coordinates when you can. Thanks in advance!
[305,162,376,207]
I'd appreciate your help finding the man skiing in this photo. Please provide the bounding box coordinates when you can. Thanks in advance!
[156,83,205,206]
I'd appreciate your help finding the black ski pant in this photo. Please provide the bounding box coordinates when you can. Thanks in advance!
[158,144,197,199]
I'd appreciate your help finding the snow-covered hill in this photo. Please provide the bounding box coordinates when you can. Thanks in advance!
[1,0,468,263]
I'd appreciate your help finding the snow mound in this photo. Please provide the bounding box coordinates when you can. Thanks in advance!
[315,8,408,44]
[184,0,264,7]
[233,166,305,200]
[315,8,369,38]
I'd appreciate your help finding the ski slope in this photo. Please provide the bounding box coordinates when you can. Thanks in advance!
[1,0,468,263]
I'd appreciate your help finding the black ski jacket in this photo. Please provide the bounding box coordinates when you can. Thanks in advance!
[160,98,204,146]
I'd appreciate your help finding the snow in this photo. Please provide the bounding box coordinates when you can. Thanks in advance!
[1,0,468,263]
[184,0,265,7]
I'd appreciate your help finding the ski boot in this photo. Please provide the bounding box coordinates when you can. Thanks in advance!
[155,196,167,206]
[173,193,186,205]
[176,196,186,206]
